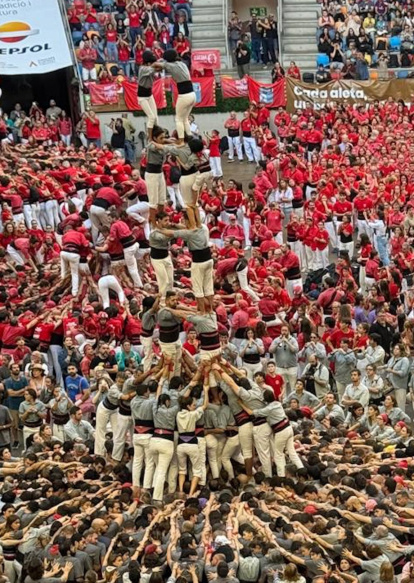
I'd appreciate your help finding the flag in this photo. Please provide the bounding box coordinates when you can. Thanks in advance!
[172,77,216,108]
[191,49,221,71]
[89,83,119,106]
[122,79,167,110]
[247,76,287,108]
[221,76,248,98]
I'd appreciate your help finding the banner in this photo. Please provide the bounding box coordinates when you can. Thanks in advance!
[0,0,73,74]
[191,49,221,71]
[247,77,287,108]
[286,77,414,112]
[172,77,216,108]
[89,83,119,106]
[221,76,248,98]
[122,79,167,110]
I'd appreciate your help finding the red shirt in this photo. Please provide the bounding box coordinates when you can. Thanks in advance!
[96,187,123,207]
[209,136,221,157]
[265,373,284,400]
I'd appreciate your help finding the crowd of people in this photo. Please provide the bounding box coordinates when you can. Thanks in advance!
[316,0,414,81]
[67,0,194,82]
[3,57,414,583]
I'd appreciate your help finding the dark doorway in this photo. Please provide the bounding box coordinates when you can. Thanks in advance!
[1,67,78,117]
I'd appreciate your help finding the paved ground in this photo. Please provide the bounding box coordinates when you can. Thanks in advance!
[222,156,258,185]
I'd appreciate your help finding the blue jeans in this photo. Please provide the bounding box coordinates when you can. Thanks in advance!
[88,138,101,148]
[119,61,132,76]
[174,2,192,21]
[129,26,142,46]
[251,38,261,63]
[106,41,118,61]
[376,235,389,266]
[124,139,135,163]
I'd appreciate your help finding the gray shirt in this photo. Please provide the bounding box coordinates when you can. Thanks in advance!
[252,400,286,426]
[269,335,299,368]
[131,395,154,422]
[149,229,171,250]
[152,402,179,429]
[64,418,95,442]
[186,313,217,333]
[138,65,155,89]
[173,225,210,250]
[284,390,319,408]
[163,60,191,83]
[328,349,357,385]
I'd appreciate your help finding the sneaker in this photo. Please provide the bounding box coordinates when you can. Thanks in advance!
[12,441,19,449]
[239,159,244,163]
[228,159,235,163]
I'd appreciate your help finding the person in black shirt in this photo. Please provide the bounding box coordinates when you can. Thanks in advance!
[249,16,261,63]
[369,310,395,358]
[109,118,126,158]
[235,42,251,79]
[90,343,119,380]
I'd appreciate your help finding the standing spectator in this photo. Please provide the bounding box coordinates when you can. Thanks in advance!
[249,15,262,64]
[228,11,242,65]
[205,130,222,178]
[110,118,126,158]
[355,52,369,80]
[259,17,276,67]
[235,42,251,79]
[85,110,101,147]
[121,113,136,163]
[58,111,73,147]
[174,0,192,23]
[224,112,242,163]
[46,100,62,120]
[78,40,98,81]
[105,22,119,62]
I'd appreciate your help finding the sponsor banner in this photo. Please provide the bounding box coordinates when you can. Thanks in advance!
[221,76,248,98]
[247,76,287,108]
[0,0,72,74]
[286,77,414,112]
[191,49,221,71]
[122,78,167,110]
[89,83,119,106]
[172,77,216,108]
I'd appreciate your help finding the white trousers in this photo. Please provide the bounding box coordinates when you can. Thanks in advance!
[177,441,201,477]
[112,414,133,461]
[243,137,260,163]
[150,255,174,299]
[167,185,185,209]
[286,277,303,298]
[339,241,354,258]
[238,421,253,459]
[149,437,175,501]
[228,136,243,160]
[198,435,207,485]
[145,172,167,209]
[276,366,298,393]
[273,425,304,477]
[179,173,197,206]
[192,259,214,298]
[140,335,154,372]
[253,423,273,477]
[159,340,182,376]
[90,205,110,242]
[210,156,223,178]
[7,245,25,266]
[133,433,155,488]
[124,243,143,288]
[98,275,126,308]
[61,251,80,295]
[237,267,260,301]
[315,248,329,270]
[205,434,226,479]
[95,404,119,456]
[176,92,196,139]
[138,95,158,129]
[221,434,244,478]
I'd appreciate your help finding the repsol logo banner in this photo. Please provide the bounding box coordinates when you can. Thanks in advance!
[286,78,414,112]
[0,0,72,74]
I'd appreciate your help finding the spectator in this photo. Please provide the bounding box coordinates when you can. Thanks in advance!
[235,41,251,79]
[228,11,242,65]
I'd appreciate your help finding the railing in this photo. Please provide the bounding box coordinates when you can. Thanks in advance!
[277,0,283,65]
[222,0,230,68]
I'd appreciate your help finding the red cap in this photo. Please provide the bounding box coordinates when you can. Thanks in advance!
[396,421,407,428]
[238,300,249,310]
[263,286,274,296]
[347,431,359,440]
[45,300,56,309]
[304,505,318,515]
[144,544,157,555]
[300,406,313,419]
[379,413,389,423]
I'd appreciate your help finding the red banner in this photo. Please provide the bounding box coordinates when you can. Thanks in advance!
[247,76,287,108]
[122,79,167,110]
[172,77,216,108]
[89,83,119,106]
[221,76,248,98]
[191,49,221,71]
